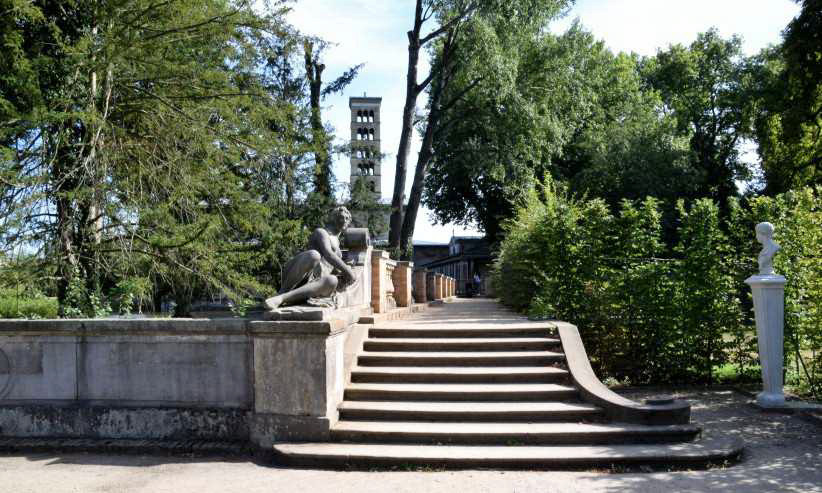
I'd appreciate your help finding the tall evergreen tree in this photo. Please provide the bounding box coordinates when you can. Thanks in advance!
[0,0,307,315]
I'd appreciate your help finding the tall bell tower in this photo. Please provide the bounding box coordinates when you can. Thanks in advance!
[349,95,382,197]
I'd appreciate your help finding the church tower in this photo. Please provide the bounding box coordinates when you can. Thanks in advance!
[349,95,382,197]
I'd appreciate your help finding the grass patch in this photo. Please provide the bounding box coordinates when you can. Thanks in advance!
[712,363,761,385]
[0,295,58,318]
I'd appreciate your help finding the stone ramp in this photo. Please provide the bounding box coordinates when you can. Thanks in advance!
[273,298,743,469]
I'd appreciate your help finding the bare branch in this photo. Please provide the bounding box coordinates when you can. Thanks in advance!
[419,1,478,46]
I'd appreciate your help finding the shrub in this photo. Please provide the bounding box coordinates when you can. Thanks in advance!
[0,289,59,319]
[493,183,821,397]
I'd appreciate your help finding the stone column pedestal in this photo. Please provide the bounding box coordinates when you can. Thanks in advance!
[413,270,427,303]
[250,319,347,447]
[371,250,391,313]
[426,272,437,301]
[393,261,414,307]
[745,274,787,408]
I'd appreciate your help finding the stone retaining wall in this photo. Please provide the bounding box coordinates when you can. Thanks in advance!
[0,317,355,447]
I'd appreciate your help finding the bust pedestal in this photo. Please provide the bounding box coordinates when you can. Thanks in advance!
[745,274,787,408]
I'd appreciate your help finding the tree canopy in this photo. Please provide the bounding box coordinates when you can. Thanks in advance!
[0,0,350,315]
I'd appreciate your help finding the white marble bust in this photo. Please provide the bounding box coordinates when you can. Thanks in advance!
[755,222,780,276]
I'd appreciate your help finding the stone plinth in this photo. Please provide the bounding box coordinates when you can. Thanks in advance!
[745,274,787,408]
[413,269,428,303]
[250,320,347,445]
[392,261,414,307]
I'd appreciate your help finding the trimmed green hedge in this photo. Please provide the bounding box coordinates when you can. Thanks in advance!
[493,182,821,397]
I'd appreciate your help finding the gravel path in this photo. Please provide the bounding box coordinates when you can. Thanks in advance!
[1,389,820,493]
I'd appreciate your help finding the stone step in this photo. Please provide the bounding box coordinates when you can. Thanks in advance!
[368,326,554,339]
[344,383,579,402]
[273,438,743,469]
[349,366,570,384]
[357,351,566,367]
[330,421,702,445]
[362,337,561,352]
[338,400,604,422]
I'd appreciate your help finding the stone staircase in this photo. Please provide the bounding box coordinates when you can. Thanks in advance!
[273,301,742,469]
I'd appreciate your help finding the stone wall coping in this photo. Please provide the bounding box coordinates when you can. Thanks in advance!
[552,321,691,425]
[372,249,390,260]
[0,318,347,337]
[248,320,346,336]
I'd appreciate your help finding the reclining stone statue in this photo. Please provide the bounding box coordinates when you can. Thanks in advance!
[264,206,358,311]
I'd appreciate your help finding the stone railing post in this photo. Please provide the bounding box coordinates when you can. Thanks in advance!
[745,222,786,409]
[435,274,445,300]
[426,272,437,301]
[371,250,391,313]
[392,261,414,307]
[413,269,427,303]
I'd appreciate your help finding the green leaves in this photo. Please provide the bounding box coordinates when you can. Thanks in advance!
[640,29,754,204]
[747,1,821,194]
[493,183,821,394]
[0,0,324,315]
[425,23,696,241]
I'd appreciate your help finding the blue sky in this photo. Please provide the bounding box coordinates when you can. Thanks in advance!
[285,0,801,242]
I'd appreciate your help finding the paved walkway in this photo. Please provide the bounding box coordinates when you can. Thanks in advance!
[1,299,821,492]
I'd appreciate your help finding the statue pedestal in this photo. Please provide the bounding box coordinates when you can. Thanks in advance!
[249,318,348,446]
[745,274,787,408]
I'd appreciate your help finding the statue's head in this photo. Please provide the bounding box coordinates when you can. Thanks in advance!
[327,206,352,232]
[755,222,774,243]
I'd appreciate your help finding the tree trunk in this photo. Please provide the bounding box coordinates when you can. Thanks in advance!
[388,0,424,249]
[305,42,331,199]
[399,63,446,257]
[53,138,80,313]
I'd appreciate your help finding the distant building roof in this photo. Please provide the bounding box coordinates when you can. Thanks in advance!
[412,240,449,246]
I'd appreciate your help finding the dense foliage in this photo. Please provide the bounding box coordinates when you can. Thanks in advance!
[425,24,696,241]
[0,0,351,316]
[425,2,821,241]
[750,0,821,194]
[493,180,822,397]
[385,0,573,253]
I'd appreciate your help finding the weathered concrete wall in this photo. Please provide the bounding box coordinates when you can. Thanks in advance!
[0,323,251,408]
[0,406,249,440]
[0,317,355,446]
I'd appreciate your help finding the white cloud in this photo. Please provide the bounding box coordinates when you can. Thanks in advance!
[280,0,800,242]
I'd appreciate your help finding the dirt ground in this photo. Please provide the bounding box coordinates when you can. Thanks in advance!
[1,390,820,493]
